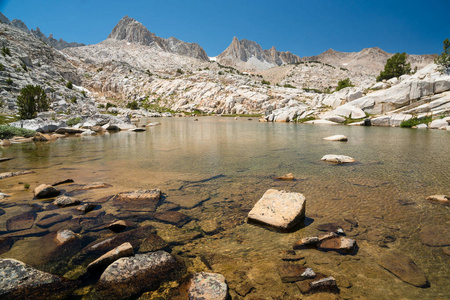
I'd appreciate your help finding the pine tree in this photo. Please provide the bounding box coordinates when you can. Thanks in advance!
[376,52,411,82]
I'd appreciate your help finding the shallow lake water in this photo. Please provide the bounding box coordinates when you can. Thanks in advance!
[0,116,449,299]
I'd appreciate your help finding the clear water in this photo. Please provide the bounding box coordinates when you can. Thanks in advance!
[0,117,449,299]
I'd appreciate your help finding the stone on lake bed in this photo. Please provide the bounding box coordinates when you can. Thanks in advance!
[80,182,112,190]
[293,237,320,249]
[76,203,97,213]
[97,251,182,299]
[321,154,356,164]
[34,184,60,199]
[318,237,356,254]
[116,189,161,201]
[53,195,80,207]
[377,251,429,287]
[188,272,228,300]
[419,225,450,247]
[248,189,306,230]
[0,170,34,180]
[323,135,348,142]
[279,263,315,283]
[87,242,134,273]
[274,173,295,181]
[107,220,134,232]
[55,229,77,245]
[6,212,36,231]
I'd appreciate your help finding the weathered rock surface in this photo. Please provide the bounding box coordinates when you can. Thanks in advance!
[113,189,162,212]
[323,135,348,142]
[0,170,34,180]
[138,234,169,253]
[36,214,72,228]
[188,272,228,300]
[87,242,134,273]
[53,195,80,207]
[321,155,356,164]
[152,211,191,227]
[34,184,60,199]
[97,251,182,299]
[248,189,306,230]
[55,229,77,245]
[426,194,449,205]
[0,258,68,300]
[377,251,429,287]
[6,212,36,231]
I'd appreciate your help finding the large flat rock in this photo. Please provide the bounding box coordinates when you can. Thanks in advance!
[97,251,182,299]
[248,189,306,230]
[188,272,228,300]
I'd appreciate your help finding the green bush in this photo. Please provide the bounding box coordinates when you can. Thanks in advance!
[1,46,11,57]
[261,80,270,85]
[17,85,49,119]
[0,63,4,71]
[336,78,355,91]
[66,117,82,127]
[435,38,450,74]
[176,68,184,74]
[6,77,13,85]
[106,102,117,109]
[126,100,139,110]
[400,115,432,128]
[66,81,73,89]
[283,83,296,88]
[376,52,411,82]
[0,125,35,139]
[98,104,105,109]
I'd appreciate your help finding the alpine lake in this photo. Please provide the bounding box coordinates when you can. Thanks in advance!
[0,116,449,299]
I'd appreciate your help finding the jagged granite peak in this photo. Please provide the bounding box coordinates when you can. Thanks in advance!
[217,37,301,70]
[30,27,85,50]
[11,19,30,33]
[108,15,208,61]
[0,12,11,25]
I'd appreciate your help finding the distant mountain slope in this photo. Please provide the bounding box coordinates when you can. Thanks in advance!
[0,12,85,50]
[216,37,301,70]
[108,16,209,61]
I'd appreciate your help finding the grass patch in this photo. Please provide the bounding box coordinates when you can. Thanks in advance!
[0,114,19,125]
[66,117,82,127]
[0,125,35,139]
[400,115,433,128]
[295,116,316,123]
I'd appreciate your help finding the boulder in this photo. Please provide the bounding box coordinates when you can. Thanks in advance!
[323,135,348,142]
[428,119,448,129]
[426,194,449,205]
[53,195,80,207]
[32,133,56,142]
[188,272,228,300]
[87,242,134,273]
[0,258,69,299]
[248,189,306,230]
[107,220,134,233]
[274,173,295,181]
[318,237,356,254]
[76,203,97,213]
[377,251,429,287]
[97,251,182,299]
[113,189,162,212]
[321,155,355,164]
[324,115,346,123]
[34,184,60,199]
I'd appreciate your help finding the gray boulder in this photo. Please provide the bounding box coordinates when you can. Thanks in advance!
[97,251,182,299]
[321,155,355,164]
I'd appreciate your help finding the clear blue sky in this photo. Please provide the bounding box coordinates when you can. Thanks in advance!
[1,0,449,57]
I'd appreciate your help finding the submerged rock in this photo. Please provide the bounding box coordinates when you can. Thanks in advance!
[279,264,316,283]
[0,170,34,180]
[112,189,162,212]
[34,184,60,199]
[55,229,77,245]
[377,251,429,287]
[274,173,295,181]
[321,155,356,164]
[0,258,69,299]
[420,225,450,247]
[426,194,449,205]
[188,272,228,300]
[97,251,182,299]
[87,242,134,273]
[248,189,306,230]
[323,135,348,142]
[6,212,36,231]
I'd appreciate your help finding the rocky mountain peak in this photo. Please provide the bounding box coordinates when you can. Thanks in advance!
[0,12,11,25]
[11,19,30,33]
[217,37,300,70]
[107,15,208,61]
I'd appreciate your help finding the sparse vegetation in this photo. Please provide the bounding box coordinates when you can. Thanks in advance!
[335,78,354,91]
[98,104,105,109]
[261,80,270,85]
[66,81,73,89]
[1,45,11,57]
[66,117,82,127]
[400,115,433,128]
[81,90,87,97]
[70,96,77,103]
[20,61,27,72]
[16,85,49,119]
[376,52,411,82]
[6,77,13,85]
[126,100,139,110]
[0,63,4,71]
[0,125,35,139]
[283,83,296,89]
[176,68,184,75]
[435,38,450,74]
[106,102,117,109]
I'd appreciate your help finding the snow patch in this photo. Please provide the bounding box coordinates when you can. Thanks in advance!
[209,56,217,62]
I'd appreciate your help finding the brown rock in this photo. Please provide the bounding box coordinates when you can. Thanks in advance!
[55,229,77,245]
[318,237,356,254]
[153,211,191,227]
[420,225,450,247]
[316,223,344,234]
[6,212,36,231]
[51,179,74,186]
[278,263,314,283]
[34,184,60,199]
[32,133,56,142]
[36,214,72,228]
[87,242,134,273]
[107,220,134,233]
[377,251,429,287]
[426,194,449,205]
[76,203,97,213]
[0,237,13,255]
[139,234,169,253]
[293,237,320,250]
[274,173,295,181]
